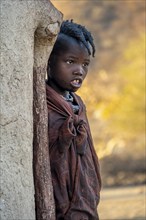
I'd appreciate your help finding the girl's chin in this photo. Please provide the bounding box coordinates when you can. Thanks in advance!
[68,87,79,93]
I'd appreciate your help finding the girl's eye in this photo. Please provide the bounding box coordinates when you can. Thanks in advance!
[83,62,89,67]
[66,60,74,64]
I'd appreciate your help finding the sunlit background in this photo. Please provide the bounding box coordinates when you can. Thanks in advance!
[51,1,145,219]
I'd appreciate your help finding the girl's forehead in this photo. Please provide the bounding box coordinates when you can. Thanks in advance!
[60,36,89,57]
[64,36,83,48]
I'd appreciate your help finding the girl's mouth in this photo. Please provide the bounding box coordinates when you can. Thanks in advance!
[70,79,82,88]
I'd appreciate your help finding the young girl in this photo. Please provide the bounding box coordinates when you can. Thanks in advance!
[46,20,101,220]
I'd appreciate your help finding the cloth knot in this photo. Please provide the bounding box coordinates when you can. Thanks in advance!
[58,116,87,155]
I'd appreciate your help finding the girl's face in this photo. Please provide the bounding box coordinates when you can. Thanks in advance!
[48,37,90,96]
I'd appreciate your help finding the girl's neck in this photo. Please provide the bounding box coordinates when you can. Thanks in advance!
[47,80,69,97]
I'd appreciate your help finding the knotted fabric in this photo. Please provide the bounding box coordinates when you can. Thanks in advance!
[58,116,87,155]
[46,84,101,220]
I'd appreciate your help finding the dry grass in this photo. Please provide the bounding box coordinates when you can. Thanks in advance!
[98,185,146,220]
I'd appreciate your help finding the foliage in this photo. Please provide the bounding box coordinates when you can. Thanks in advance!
[103,33,145,139]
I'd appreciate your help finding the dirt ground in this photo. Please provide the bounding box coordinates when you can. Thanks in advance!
[98,185,146,220]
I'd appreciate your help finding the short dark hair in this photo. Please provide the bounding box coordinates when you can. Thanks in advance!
[50,20,96,57]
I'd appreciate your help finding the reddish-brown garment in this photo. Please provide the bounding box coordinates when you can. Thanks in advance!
[46,84,101,220]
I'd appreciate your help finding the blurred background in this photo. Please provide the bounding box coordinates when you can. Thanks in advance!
[51,0,145,219]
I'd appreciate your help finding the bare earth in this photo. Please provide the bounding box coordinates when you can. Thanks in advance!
[98,185,146,220]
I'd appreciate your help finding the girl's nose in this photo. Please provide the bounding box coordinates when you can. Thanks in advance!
[73,66,84,76]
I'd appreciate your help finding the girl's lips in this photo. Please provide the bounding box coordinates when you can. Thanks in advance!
[70,79,82,88]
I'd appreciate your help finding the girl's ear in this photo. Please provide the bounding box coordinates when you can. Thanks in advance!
[48,58,51,65]
[47,59,52,79]
[48,70,53,80]
[47,54,56,78]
